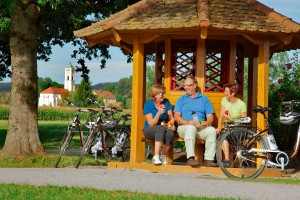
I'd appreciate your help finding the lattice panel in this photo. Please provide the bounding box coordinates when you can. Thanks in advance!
[205,48,227,92]
[171,41,196,91]
[235,44,244,95]
[155,42,165,84]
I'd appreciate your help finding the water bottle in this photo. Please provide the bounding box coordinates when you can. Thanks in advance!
[191,111,199,123]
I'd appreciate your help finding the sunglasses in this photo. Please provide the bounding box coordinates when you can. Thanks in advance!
[183,83,194,87]
[158,92,166,96]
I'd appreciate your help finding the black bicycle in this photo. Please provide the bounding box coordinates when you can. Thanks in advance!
[55,99,97,168]
[75,98,130,168]
[216,100,300,178]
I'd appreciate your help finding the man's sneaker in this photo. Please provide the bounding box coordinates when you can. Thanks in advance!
[187,157,199,167]
[160,155,167,165]
[203,160,218,167]
[152,155,162,165]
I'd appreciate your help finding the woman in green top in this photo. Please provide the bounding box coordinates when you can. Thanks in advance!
[216,83,247,166]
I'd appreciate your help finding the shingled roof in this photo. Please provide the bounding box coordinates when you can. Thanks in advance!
[74,0,300,51]
[40,87,69,95]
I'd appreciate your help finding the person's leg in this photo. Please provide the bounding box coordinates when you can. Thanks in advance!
[177,125,197,159]
[222,140,230,160]
[143,125,166,165]
[197,126,217,165]
[161,129,175,164]
[177,125,199,166]
[162,129,174,155]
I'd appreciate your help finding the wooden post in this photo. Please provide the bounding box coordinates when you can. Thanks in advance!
[164,38,171,97]
[130,36,145,164]
[257,40,269,130]
[196,38,206,92]
[248,55,258,127]
[229,40,237,82]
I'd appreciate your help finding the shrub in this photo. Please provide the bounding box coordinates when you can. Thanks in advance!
[268,60,300,150]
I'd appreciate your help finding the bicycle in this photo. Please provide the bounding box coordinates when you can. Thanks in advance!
[109,113,131,162]
[75,99,130,168]
[216,100,300,178]
[55,99,97,168]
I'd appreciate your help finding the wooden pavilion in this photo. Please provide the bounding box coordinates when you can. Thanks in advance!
[74,0,300,176]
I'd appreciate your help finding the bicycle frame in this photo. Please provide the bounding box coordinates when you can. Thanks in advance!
[242,102,300,171]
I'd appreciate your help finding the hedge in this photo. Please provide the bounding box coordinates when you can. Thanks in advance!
[0,105,125,121]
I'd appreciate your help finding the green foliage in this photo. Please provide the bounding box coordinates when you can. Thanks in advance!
[102,82,117,93]
[0,104,9,119]
[0,184,222,200]
[38,77,63,94]
[92,82,114,90]
[268,51,300,149]
[0,93,10,104]
[0,105,101,121]
[146,65,155,100]
[269,52,290,83]
[72,78,95,107]
[0,0,140,80]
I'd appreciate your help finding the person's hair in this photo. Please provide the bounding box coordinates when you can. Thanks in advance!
[185,76,200,92]
[149,84,166,99]
[224,83,239,94]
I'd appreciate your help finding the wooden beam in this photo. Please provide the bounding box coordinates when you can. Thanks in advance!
[141,35,161,44]
[257,40,269,130]
[196,38,206,93]
[275,34,294,45]
[111,28,121,42]
[242,34,263,45]
[130,36,145,164]
[248,56,258,128]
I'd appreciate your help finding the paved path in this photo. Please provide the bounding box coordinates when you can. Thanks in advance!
[0,167,300,199]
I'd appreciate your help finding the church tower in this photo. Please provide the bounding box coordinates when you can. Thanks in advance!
[64,63,75,92]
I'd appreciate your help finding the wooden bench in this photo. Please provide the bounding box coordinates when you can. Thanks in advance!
[141,136,204,165]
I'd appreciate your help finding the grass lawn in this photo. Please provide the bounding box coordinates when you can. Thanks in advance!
[0,184,225,200]
[0,120,107,168]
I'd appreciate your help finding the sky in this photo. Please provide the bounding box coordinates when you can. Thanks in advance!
[2,0,300,85]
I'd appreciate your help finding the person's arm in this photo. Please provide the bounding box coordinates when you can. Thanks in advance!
[167,109,175,124]
[167,109,176,131]
[145,106,165,127]
[174,112,196,126]
[216,105,225,134]
[206,113,214,126]
[241,112,247,118]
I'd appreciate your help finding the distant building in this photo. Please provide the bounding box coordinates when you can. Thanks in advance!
[92,89,122,108]
[38,64,74,107]
[38,87,69,107]
[64,63,75,92]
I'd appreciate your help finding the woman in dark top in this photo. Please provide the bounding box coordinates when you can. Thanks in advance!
[143,84,175,165]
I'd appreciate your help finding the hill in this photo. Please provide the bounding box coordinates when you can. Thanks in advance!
[0,82,11,92]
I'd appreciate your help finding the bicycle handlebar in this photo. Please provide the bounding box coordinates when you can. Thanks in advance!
[282,100,300,106]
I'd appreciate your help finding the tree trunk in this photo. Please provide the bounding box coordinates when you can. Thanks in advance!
[1,0,44,156]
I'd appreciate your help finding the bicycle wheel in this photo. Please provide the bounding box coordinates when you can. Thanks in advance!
[75,128,96,168]
[55,128,74,168]
[216,127,268,178]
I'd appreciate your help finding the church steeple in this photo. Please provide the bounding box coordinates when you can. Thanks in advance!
[64,63,75,91]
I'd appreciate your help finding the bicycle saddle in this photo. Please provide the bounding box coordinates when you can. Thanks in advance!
[251,106,271,113]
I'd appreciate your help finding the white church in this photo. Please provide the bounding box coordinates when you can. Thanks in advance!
[38,64,75,107]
